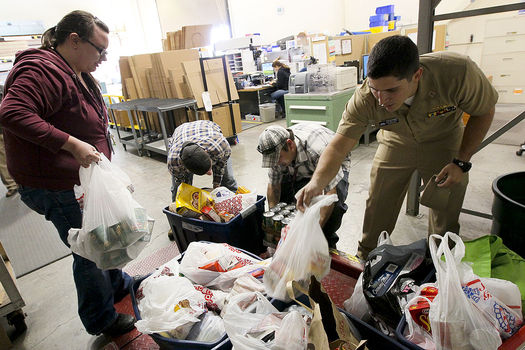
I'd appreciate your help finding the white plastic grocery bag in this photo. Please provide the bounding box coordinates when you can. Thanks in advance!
[263,194,336,301]
[222,291,282,350]
[403,284,438,350]
[428,232,501,350]
[179,242,261,289]
[135,275,207,338]
[343,272,371,320]
[67,155,151,269]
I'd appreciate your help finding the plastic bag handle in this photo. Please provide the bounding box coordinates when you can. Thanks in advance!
[429,232,466,290]
[286,280,314,313]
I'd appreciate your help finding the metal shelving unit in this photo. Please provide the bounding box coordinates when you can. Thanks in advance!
[108,98,197,156]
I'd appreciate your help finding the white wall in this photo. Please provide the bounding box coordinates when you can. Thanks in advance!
[156,0,229,35]
[0,0,162,88]
[0,0,161,54]
[227,0,346,43]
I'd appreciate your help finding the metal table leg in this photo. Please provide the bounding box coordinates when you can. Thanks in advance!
[157,111,170,154]
[125,110,142,156]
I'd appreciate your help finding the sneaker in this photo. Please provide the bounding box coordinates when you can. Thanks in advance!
[6,188,17,198]
[101,313,136,337]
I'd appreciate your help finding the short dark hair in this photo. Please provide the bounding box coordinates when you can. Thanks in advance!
[41,10,109,50]
[367,35,419,81]
[181,142,211,175]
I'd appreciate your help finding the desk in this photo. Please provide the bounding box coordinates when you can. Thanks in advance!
[237,85,276,117]
[108,98,197,156]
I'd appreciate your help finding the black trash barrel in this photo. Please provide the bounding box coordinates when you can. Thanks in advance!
[491,171,525,258]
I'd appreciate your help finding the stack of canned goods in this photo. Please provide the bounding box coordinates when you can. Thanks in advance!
[262,202,299,247]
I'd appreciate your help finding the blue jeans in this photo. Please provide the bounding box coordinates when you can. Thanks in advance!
[18,185,133,335]
[271,89,288,115]
[171,157,238,201]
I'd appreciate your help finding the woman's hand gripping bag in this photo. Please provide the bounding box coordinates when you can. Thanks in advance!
[263,194,337,301]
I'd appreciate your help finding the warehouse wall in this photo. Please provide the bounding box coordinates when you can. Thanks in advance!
[156,0,229,34]
[0,0,162,88]
[0,0,162,55]
[227,0,346,43]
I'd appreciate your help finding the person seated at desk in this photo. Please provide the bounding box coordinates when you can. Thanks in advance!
[167,120,238,201]
[270,60,291,117]
[257,123,350,249]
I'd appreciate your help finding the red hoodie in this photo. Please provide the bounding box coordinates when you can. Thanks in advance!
[0,48,111,190]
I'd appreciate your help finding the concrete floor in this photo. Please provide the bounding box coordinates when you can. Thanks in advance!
[4,113,525,349]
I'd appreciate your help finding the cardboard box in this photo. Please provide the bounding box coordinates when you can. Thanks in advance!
[197,104,242,138]
[182,24,213,49]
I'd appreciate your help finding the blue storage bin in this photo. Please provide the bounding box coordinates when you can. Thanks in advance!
[163,195,266,255]
[369,14,389,22]
[376,5,395,14]
[369,20,388,27]
[130,242,262,350]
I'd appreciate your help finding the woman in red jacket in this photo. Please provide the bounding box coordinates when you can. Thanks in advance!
[0,11,135,337]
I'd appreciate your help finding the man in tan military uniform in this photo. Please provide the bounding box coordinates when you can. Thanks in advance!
[297,35,497,259]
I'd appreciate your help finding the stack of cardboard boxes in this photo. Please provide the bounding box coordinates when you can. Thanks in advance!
[118,45,242,138]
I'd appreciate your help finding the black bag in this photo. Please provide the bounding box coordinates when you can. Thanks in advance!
[362,238,434,329]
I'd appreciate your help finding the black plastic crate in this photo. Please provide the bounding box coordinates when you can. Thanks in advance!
[130,241,262,350]
[163,195,266,255]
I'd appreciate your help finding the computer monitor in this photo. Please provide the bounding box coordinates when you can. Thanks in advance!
[362,54,369,81]
[262,62,274,77]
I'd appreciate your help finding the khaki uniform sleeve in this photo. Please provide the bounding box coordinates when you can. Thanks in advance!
[336,84,375,140]
[457,56,498,116]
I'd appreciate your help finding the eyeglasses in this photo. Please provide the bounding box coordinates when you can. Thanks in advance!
[84,39,108,58]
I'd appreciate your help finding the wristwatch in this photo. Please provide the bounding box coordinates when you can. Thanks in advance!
[452,158,472,172]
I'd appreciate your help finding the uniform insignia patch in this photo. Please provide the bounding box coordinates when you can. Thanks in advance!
[428,105,457,118]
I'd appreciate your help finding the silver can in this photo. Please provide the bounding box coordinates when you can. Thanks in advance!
[269,206,281,213]
[281,217,292,227]
[279,209,291,217]
[272,214,285,244]
[263,211,276,243]
[285,204,296,211]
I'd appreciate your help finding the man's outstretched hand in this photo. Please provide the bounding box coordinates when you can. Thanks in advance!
[296,180,323,212]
